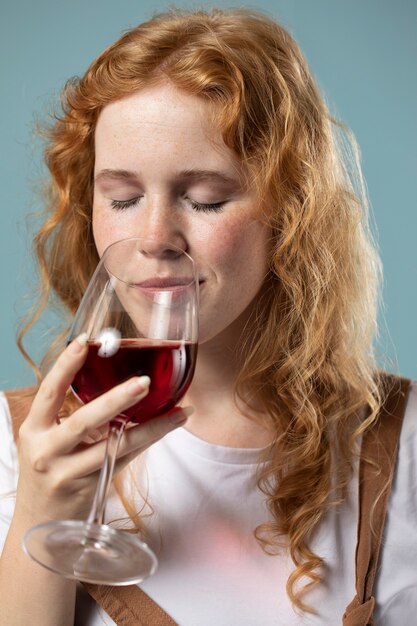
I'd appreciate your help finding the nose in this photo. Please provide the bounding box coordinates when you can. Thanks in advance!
[138,238,185,261]
[137,196,188,257]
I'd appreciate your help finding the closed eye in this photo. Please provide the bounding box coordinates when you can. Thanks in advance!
[189,200,226,213]
[110,196,226,212]
[110,197,142,210]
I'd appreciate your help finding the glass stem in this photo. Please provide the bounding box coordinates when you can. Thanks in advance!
[86,419,126,526]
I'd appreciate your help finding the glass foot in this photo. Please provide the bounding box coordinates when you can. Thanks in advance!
[23,520,158,585]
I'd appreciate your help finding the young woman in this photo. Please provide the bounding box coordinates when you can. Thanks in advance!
[0,8,416,625]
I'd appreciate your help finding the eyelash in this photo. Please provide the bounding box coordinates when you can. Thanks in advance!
[110,198,141,210]
[189,200,225,213]
[110,197,226,213]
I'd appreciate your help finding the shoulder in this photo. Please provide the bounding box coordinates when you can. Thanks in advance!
[0,386,38,472]
[374,380,417,620]
[377,374,417,469]
[2,386,38,443]
[400,379,417,445]
[0,391,20,492]
[0,391,13,439]
[394,379,417,483]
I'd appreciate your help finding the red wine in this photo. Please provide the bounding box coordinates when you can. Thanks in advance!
[71,340,197,423]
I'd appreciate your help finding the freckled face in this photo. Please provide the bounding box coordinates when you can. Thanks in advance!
[92,83,270,345]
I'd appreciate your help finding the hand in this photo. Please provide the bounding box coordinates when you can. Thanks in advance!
[15,336,192,525]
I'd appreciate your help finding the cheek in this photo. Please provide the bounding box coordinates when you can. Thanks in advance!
[205,226,242,265]
[92,220,106,258]
[196,217,270,343]
[202,218,270,277]
[92,205,110,257]
[92,208,131,258]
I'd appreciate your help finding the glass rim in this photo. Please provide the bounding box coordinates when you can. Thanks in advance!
[99,236,198,288]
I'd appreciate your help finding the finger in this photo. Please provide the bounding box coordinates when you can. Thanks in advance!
[82,418,138,445]
[56,406,194,480]
[114,406,194,466]
[56,417,116,444]
[29,334,88,428]
[81,426,108,445]
[53,375,151,453]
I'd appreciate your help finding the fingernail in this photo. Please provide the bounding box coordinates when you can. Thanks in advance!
[70,333,88,353]
[170,406,194,425]
[127,376,151,396]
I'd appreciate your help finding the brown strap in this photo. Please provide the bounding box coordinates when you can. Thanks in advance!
[343,374,411,626]
[83,583,177,625]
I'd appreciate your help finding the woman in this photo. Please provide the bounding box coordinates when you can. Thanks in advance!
[0,8,416,625]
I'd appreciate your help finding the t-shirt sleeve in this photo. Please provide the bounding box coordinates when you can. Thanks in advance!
[0,392,19,555]
[375,380,417,623]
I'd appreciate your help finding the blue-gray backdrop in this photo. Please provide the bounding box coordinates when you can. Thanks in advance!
[1,0,416,388]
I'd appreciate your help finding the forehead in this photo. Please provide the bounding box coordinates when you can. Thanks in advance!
[96,83,219,142]
[94,83,241,175]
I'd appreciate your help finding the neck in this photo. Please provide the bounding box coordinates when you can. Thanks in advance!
[183,318,272,448]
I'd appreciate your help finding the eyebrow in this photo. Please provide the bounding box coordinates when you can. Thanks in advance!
[94,168,240,186]
[94,169,139,183]
[178,169,240,186]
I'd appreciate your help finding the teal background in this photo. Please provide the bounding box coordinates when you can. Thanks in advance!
[1,0,416,388]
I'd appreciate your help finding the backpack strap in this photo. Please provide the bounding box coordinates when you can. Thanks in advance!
[342,374,411,626]
[82,583,177,625]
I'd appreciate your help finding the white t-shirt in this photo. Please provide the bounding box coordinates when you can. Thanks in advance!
[1,385,417,625]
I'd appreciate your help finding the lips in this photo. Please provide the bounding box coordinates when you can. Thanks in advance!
[136,277,197,290]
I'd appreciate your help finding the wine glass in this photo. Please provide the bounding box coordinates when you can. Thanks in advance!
[23,237,199,585]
